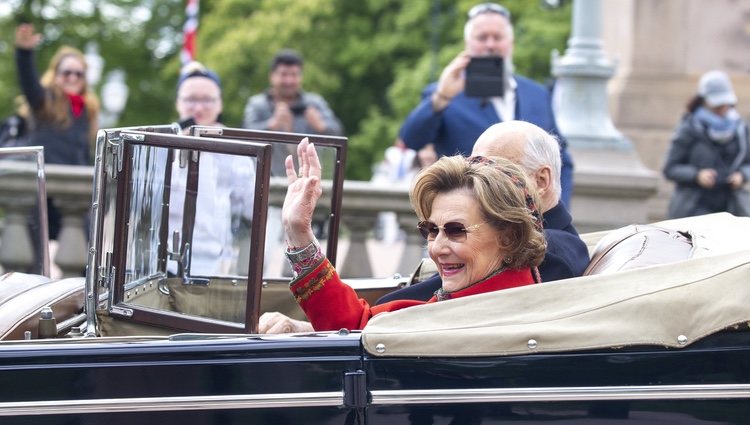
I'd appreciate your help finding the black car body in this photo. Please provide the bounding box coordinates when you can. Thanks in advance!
[0,126,748,424]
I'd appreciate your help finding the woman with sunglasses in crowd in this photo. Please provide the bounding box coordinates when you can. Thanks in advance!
[276,138,546,332]
[14,23,100,243]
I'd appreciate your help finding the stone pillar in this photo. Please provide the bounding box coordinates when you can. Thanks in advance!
[338,214,376,278]
[395,212,425,276]
[0,198,36,273]
[44,164,94,278]
[553,0,658,232]
[53,196,89,277]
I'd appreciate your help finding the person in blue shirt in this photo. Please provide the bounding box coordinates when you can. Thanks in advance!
[399,2,574,206]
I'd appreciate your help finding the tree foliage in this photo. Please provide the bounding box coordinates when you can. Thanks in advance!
[0,0,185,127]
[0,0,570,179]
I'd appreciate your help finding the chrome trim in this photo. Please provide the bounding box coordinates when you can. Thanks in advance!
[370,384,750,405]
[0,391,343,416]
[84,130,110,337]
[4,384,749,415]
[34,147,50,278]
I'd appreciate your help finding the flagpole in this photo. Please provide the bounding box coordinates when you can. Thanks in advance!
[181,0,199,65]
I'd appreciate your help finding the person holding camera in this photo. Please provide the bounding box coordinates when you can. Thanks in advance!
[399,2,574,207]
[243,49,342,157]
[663,70,750,218]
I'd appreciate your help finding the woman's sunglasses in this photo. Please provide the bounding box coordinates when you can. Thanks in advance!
[417,221,485,242]
[58,69,85,79]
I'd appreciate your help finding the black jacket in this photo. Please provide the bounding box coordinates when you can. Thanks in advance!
[16,48,91,166]
[663,113,750,218]
[376,202,589,304]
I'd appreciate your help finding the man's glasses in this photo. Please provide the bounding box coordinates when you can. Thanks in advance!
[58,69,85,79]
[179,97,219,107]
[417,221,485,242]
[467,3,511,19]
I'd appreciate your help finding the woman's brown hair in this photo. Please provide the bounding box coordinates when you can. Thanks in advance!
[410,155,546,269]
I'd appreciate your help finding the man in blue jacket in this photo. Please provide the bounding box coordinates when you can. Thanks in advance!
[399,2,574,206]
[377,120,589,304]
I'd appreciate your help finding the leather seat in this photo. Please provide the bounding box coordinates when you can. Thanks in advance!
[0,272,84,340]
[584,225,696,276]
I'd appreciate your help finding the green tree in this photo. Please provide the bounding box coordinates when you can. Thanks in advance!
[200,0,570,180]
[0,0,570,179]
[0,0,185,127]
[346,0,572,180]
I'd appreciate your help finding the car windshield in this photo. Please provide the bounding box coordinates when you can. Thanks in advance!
[0,147,49,277]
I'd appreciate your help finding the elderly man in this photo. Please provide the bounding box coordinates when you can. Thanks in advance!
[399,2,573,207]
[376,120,589,304]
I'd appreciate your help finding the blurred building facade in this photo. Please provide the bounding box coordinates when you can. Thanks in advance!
[603,0,750,221]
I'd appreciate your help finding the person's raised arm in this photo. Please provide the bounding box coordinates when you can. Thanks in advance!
[431,51,471,112]
[282,137,324,276]
[400,51,470,151]
[14,24,45,110]
[15,23,42,50]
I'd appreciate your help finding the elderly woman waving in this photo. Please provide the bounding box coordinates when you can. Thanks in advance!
[278,138,546,332]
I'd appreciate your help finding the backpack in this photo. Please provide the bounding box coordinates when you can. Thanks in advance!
[0,114,28,148]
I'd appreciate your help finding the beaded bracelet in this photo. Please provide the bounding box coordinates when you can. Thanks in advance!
[285,239,324,277]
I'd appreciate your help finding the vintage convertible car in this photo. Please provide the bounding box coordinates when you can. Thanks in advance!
[0,126,748,424]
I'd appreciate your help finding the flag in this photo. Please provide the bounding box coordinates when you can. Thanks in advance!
[181,0,199,65]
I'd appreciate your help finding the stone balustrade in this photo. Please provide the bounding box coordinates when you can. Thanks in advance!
[0,164,419,279]
[0,162,658,280]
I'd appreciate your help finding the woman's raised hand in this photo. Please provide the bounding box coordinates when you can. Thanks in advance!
[15,24,42,50]
[282,137,322,247]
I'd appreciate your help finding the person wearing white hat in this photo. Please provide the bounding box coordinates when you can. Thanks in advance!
[663,70,750,218]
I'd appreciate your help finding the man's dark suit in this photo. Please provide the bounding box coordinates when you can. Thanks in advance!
[399,75,574,206]
[375,202,589,304]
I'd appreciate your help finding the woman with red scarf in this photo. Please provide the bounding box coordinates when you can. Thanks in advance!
[14,23,100,241]
[273,138,547,332]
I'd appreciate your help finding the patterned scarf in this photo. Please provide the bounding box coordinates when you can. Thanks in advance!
[694,106,740,144]
[466,155,543,232]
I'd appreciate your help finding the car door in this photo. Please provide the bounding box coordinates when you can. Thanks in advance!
[361,246,750,424]
[0,332,365,424]
[364,330,750,424]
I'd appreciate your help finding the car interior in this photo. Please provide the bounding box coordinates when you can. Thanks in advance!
[0,126,747,350]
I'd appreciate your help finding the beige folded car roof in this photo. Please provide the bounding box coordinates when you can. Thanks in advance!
[362,213,750,357]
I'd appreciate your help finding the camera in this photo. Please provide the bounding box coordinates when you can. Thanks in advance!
[465,56,505,98]
[289,101,307,115]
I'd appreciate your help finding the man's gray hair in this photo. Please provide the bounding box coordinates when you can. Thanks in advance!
[463,8,514,44]
[520,130,562,202]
